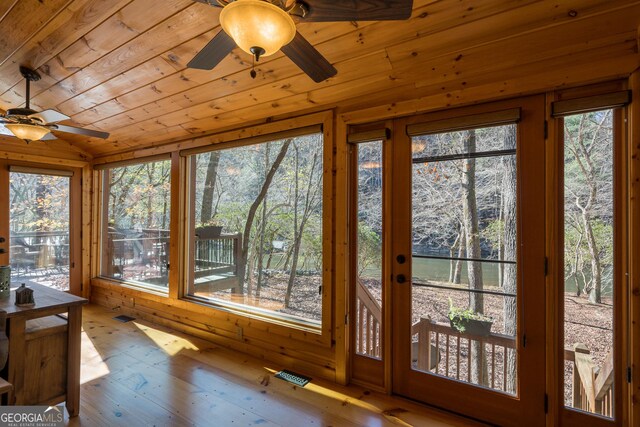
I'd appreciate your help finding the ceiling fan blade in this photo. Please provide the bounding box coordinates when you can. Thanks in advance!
[53,124,109,139]
[40,132,57,141]
[29,109,70,124]
[281,32,337,83]
[187,31,236,70]
[0,124,14,137]
[303,0,413,22]
[190,0,223,7]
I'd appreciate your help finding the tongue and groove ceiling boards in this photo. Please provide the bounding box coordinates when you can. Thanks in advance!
[0,0,638,157]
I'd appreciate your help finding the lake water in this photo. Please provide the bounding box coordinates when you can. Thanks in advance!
[362,256,612,295]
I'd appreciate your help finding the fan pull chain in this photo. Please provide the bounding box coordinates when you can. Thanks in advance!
[250,55,257,79]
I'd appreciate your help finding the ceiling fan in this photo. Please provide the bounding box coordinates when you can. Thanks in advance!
[188,0,414,82]
[0,66,109,143]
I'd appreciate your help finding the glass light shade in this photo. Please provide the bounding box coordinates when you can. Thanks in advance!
[5,123,50,141]
[220,0,296,57]
[411,140,426,153]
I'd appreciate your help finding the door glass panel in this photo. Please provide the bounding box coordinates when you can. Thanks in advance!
[356,141,383,359]
[410,124,518,395]
[9,172,70,291]
[563,110,614,418]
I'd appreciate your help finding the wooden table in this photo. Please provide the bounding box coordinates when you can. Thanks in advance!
[0,283,87,416]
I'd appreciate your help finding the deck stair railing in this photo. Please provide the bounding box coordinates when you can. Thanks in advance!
[569,343,614,418]
[355,278,382,358]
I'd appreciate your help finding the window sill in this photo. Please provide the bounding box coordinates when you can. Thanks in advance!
[181,294,322,335]
[95,276,169,298]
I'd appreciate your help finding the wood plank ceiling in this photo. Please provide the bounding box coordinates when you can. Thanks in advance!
[0,0,638,158]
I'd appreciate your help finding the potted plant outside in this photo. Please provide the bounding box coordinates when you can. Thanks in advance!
[195,220,223,239]
[448,298,493,337]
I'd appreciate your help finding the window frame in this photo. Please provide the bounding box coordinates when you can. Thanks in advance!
[96,155,173,295]
[347,124,391,390]
[549,86,631,426]
[178,117,334,340]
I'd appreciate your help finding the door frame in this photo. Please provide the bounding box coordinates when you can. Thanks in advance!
[0,160,82,296]
[390,95,547,426]
[347,123,394,390]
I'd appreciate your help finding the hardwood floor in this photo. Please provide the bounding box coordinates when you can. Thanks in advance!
[65,304,483,426]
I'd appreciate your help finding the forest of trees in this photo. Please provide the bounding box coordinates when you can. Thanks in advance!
[191,133,324,321]
[8,172,70,290]
[101,133,325,322]
[564,110,614,304]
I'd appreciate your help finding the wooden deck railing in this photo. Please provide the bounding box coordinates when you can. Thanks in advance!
[194,233,243,277]
[10,230,70,273]
[411,317,517,392]
[354,281,613,411]
[355,278,381,358]
[569,343,614,418]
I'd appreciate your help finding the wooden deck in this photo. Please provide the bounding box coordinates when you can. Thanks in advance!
[66,304,485,426]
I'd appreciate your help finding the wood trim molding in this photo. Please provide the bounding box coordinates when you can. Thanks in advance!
[0,149,89,168]
[628,68,640,427]
[334,115,349,385]
[179,124,323,157]
[545,90,561,426]
[8,165,74,177]
[81,165,92,299]
[551,90,631,117]
[406,108,521,136]
[93,153,170,170]
[92,111,333,165]
[347,128,390,144]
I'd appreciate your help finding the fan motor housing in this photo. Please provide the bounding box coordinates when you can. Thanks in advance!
[19,66,41,82]
[6,108,38,118]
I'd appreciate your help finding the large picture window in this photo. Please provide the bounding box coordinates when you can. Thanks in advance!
[99,159,171,290]
[186,131,324,326]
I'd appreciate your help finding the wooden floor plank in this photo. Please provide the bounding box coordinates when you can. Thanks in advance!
[64,304,484,426]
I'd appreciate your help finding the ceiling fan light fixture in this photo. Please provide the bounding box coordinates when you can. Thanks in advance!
[4,123,50,142]
[220,0,296,58]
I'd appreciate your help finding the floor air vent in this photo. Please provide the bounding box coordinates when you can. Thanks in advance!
[274,370,311,387]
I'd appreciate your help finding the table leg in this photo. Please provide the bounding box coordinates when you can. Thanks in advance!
[66,305,82,417]
[7,316,25,405]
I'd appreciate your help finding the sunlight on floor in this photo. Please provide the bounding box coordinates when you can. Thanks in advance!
[80,331,110,384]
[134,322,200,355]
[262,367,411,427]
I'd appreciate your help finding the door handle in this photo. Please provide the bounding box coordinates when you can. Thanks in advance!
[396,274,406,283]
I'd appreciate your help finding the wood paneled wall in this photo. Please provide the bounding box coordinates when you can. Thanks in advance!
[90,280,337,380]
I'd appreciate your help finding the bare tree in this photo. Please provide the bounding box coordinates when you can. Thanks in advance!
[501,126,517,393]
[237,140,291,295]
[564,112,612,303]
[462,129,487,386]
[200,152,221,223]
[285,143,321,308]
